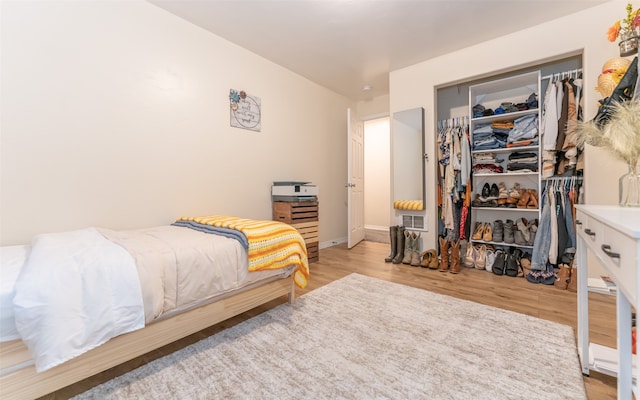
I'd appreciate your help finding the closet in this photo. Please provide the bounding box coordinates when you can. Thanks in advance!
[435,55,584,280]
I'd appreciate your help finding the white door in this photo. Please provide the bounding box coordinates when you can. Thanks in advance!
[347,108,365,248]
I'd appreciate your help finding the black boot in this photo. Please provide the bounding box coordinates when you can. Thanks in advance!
[384,226,398,262]
[392,226,405,264]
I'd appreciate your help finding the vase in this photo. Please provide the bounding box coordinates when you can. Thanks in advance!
[619,29,639,57]
[619,161,640,207]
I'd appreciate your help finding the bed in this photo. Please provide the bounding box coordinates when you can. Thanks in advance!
[0,216,309,399]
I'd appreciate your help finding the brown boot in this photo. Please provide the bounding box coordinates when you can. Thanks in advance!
[438,237,450,272]
[554,264,570,290]
[567,267,577,292]
[449,240,461,274]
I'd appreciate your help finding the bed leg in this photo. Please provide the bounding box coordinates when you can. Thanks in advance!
[288,278,296,304]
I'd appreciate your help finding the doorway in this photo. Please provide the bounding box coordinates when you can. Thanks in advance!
[363,116,391,243]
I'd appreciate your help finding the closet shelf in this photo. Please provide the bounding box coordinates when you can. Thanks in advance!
[474,172,539,178]
[470,108,538,124]
[469,239,534,249]
[471,145,539,155]
[472,207,539,212]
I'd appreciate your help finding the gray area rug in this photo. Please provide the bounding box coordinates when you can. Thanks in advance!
[74,273,586,399]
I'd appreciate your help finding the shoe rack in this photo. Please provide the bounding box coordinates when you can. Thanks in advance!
[468,71,541,251]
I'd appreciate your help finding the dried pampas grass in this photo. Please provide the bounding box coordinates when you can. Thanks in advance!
[578,100,640,166]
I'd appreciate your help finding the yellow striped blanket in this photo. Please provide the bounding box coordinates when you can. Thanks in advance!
[176,215,309,288]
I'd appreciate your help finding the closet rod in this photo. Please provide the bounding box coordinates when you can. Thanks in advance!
[541,68,583,81]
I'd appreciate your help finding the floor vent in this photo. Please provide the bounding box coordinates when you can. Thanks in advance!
[402,215,425,230]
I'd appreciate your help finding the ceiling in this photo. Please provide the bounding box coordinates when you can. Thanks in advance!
[149,0,607,101]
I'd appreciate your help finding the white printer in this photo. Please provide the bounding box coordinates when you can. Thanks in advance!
[271,181,318,202]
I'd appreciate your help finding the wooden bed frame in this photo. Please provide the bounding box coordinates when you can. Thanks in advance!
[0,275,295,400]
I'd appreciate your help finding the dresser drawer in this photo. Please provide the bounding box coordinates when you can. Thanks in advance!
[577,209,638,304]
[599,223,638,304]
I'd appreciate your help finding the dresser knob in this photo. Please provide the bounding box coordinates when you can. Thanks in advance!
[576,220,582,225]
[601,244,620,259]
[584,228,596,238]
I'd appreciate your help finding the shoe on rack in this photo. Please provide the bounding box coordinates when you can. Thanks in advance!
[492,219,504,242]
[498,182,508,199]
[464,242,477,268]
[482,222,493,242]
[485,245,496,272]
[471,222,485,240]
[512,249,524,277]
[520,253,532,276]
[527,189,539,209]
[481,183,491,199]
[503,219,515,244]
[516,190,531,208]
[509,183,522,199]
[516,218,531,244]
[492,249,506,275]
[527,220,538,246]
[475,244,487,270]
[505,252,520,277]
[488,183,499,200]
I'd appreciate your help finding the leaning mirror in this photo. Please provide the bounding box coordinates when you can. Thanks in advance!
[392,107,425,211]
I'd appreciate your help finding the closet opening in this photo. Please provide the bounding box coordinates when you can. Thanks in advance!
[434,53,584,282]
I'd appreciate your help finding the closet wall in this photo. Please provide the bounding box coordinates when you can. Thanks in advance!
[390,2,622,259]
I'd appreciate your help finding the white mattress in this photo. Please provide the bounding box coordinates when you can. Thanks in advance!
[0,245,29,341]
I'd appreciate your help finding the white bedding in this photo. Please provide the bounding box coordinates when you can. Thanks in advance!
[0,245,29,341]
[2,225,294,373]
[13,228,145,372]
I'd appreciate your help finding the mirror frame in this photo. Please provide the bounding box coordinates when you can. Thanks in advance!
[391,107,425,210]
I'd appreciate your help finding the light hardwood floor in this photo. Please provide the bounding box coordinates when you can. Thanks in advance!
[43,240,617,399]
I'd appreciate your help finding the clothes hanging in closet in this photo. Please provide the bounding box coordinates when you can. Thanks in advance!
[530,177,582,272]
[437,118,472,241]
[540,72,584,178]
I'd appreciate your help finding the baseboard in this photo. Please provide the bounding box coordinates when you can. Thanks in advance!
[320,237,347,249]
[319,228,389,248]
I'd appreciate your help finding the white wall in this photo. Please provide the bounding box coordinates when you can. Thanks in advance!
[0,0,353,246]
[390,1,628,250]
[364,118,390,229]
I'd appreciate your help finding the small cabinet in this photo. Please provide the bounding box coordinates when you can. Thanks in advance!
[273,201,319,263]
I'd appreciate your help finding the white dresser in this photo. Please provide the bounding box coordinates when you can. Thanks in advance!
[575,205,640,399]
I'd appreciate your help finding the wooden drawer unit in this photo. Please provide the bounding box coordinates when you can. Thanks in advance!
[273,201,319,263]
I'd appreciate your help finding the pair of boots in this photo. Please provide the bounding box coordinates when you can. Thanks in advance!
[385,225,407,264]
[402,231,422,267]
[438,236,461,274]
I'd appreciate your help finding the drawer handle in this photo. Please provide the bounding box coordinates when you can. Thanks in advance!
[601,244,620,259]
[576,220,582,225]
[584,228,596,238]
